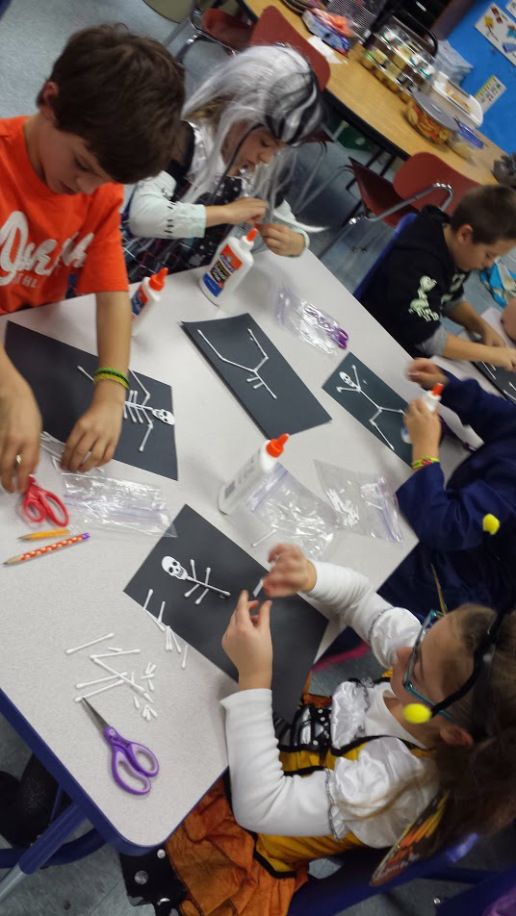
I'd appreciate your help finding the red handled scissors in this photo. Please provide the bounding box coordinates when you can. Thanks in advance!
[21,475,70,527]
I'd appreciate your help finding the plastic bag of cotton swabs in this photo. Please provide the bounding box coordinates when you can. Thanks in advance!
[315,459,402,543]
[247,463,337,557]
[61,473,176,538]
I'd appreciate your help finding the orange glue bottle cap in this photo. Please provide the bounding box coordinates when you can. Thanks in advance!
[431,383,444,397]
[266,433,289,457]
[149,267,168,291]
[245,228,258,244]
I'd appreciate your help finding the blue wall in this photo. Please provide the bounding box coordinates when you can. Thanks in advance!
[448,0,515,150]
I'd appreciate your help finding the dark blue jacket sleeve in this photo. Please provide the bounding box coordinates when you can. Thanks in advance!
[441,372,516,441]
[396,462,515,551]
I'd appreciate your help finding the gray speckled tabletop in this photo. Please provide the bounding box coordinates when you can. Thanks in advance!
[0,249,465,850]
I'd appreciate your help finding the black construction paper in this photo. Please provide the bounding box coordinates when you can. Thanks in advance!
[5,322,177,480]
[182,313,331,438]
[323,352,412,464]
[124,505,328,721]
[475,360,516,403]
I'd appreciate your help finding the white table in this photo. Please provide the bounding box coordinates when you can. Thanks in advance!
[0,248,466,898]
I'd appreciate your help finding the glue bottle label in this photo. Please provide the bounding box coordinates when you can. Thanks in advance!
[131,286,149,318]
[222,453,258,502]
[202,245,243,298]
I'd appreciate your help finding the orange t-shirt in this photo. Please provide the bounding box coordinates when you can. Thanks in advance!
[0,116,129,314]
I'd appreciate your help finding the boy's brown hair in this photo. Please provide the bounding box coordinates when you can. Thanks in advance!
[37,23,184,184]
[450,184,516,245]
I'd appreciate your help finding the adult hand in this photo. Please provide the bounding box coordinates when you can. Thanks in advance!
[222,590,273,690]
[262,543,317,598]
[406,358,447,391]
[61,380,124,472]
[258,224,305,257]
[0,380,42,492]
[480,321,505,348]
[404,399,441,459]
[222,197,268,226]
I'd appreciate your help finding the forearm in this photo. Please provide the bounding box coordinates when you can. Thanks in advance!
[442,333,505,363]
[441,373,516,435]
[204,205,232,228]
[309,563,419,668]
[129,182,206,240]
[446,299,484,335]
[272,199,309,253]
[222,689,330,836]
[397,465,509,550]
[94,291,131,402]
[0,344,28,391]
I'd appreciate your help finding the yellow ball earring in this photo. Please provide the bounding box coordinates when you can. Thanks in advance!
[403,703,432,724]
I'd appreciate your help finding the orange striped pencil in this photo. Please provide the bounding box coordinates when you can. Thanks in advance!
[4,533,90,566]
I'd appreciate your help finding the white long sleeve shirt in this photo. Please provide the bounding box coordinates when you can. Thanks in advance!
[127,122,309,251]
[221,563,436,848]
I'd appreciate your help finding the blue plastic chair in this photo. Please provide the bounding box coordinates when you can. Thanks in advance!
[353,211,417,304]
[288,833,497,915]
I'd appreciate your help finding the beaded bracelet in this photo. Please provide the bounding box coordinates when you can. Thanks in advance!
[94,366,129,386]
[94,371,129,391]
[411,456,440,471]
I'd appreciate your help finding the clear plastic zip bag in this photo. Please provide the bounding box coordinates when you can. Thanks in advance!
[275,285,349,356]
[315,460,403,543]
[61,474,176,538]
[246,464,338,556]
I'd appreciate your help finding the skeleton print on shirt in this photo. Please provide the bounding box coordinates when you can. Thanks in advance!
[408,276,439,322]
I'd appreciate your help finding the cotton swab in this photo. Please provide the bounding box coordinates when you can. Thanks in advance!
[65,633,114,655]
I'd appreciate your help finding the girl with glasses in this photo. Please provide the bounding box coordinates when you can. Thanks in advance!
[122,45,324,282]
[120,544,516,916]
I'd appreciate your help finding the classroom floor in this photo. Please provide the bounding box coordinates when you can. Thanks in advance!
[0,0,512,913]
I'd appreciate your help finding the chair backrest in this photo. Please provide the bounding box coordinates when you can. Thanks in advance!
[353,212,417,301]
[393,152,479,214]
[250,6,331,91]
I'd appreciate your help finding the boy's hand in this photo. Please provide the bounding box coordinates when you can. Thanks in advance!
[404,399,441,459]
[406,358,447,391]
[61,381,124,472]
[0,381,42,492]
[263,543,317,597]
[221,197,267,226]
[480,322,505,349]
[490,347,516,372]
[222,590,273,690]
[258,224,305,257]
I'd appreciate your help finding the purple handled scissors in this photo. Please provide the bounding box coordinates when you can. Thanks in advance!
[82,698,159,795]
[22,475,70,527]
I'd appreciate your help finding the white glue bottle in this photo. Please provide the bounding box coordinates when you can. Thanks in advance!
[218,433,289,515]
[402,383,444,444]
[131,267,168,331]
[199,228,258,305]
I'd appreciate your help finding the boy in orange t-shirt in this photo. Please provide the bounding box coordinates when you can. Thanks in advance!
[0,24,184,491]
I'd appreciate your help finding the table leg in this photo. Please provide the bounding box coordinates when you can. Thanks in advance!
[0,802,86,903]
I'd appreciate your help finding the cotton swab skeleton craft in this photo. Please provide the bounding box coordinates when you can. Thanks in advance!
[77,367,175,451]
[161,556,231,604]
[336,364,405,453]
[196,327,277,400]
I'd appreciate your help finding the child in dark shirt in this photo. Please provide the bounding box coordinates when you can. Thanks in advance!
[360,185,516,370]
[380,358,516,619]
